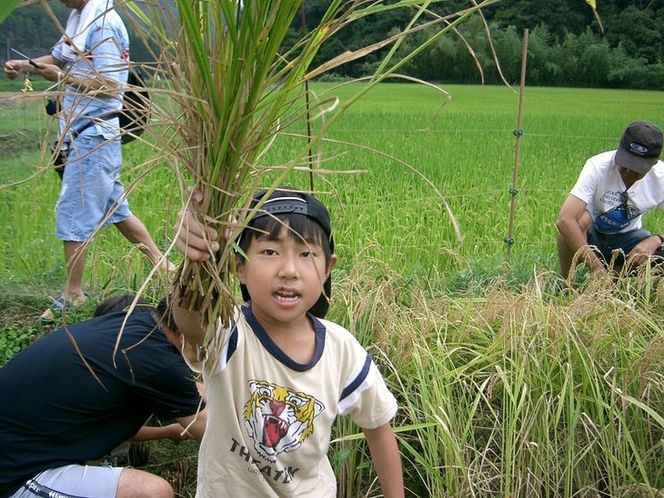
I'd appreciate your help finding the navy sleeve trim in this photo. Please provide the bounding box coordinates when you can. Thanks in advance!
[340,353,372,402]
[226,323,238,363]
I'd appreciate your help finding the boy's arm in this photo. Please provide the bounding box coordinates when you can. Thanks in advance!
[172,190,221,348]
[172,298,207,349]
[363,423,404,498]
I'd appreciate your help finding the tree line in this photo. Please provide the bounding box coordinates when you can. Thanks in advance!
[296,0,663,90]
[2,0,662,90]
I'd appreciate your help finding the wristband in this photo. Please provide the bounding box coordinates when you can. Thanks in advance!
[658,234,664,245]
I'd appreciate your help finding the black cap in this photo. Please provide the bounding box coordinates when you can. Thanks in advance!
[239,189,334,319]
[615,120,663,174]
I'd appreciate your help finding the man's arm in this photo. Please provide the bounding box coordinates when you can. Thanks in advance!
[129,422,195,442]
[4,52,117,95]
[175,408,207,441]
[130,406,207,442]
[57,68,119,95]
[363,423,404,498]
[556,194,605,274]
[4,54,59,80]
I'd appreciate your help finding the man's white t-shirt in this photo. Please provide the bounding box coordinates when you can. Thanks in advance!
[570,150,664,234]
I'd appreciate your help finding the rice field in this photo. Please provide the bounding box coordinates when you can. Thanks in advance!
[4,83,664,292]
[1,83,663,496]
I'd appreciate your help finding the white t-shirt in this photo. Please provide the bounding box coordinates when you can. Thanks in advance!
[570,150,664,234]
[185,305,398,498]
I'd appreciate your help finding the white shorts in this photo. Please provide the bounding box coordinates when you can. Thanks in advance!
[10,464,122,498]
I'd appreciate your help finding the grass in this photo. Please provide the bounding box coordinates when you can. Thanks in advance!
[1,83,663,496]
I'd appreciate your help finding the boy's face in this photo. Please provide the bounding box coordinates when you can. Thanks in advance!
[237,225,336,328]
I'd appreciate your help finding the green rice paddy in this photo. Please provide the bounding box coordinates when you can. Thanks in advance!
[1,83,663,496]
[3,83,663,294]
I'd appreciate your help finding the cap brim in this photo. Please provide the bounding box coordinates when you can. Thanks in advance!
[240,274,332,319]
[615,148,657,175]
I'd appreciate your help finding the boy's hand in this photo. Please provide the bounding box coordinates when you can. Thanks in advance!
[174,190,220,261]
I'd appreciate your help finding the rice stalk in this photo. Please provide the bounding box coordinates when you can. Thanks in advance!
[330,260,663,495]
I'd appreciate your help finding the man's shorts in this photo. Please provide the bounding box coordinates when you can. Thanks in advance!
[55,135,132,242]
[9,464,122,498]
[587,226,664,265]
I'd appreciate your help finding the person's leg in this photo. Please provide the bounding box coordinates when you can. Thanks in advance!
[116,468,173,498]
[9,465,172,498]
[54,137,119,307]
[10,465,124,498]
[114,215,172,269]
[63,241,88,302]
[102,153,173,271]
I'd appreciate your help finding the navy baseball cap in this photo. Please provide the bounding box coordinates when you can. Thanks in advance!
[238,188,334,319]
[615,120,663,174]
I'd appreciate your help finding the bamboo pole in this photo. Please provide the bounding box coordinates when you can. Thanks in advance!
[300,1,315,193]
[505,28,529,260]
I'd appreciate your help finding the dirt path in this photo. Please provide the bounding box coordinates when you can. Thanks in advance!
[0,91,44,106]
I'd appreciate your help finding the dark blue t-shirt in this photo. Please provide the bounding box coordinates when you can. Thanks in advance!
[0,311,202,497]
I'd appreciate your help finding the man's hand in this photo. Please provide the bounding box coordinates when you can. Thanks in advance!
[162,422,194,441]
[174,190,220,261]
[625,235,661,270]
[4,59,30,80]
[577,245,606,276]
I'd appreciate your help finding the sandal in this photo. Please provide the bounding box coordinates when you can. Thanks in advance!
[39,294,87,322]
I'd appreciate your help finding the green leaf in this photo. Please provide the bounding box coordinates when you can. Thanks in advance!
[0,0,21,23]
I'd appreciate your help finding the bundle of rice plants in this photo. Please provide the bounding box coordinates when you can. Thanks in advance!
[119,0,496,340]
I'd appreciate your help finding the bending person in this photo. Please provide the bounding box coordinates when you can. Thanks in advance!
[0,295,206,498]
[556,120,664,279]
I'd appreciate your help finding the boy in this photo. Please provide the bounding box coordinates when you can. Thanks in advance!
[173,188,404,497]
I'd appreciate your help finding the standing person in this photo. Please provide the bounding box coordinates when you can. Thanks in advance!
[556,120,664,279]
[0,295,207,498]
[3,0,171,321]
[173,188,404,497]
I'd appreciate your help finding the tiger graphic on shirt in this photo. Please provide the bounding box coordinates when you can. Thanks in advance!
[243,380,325,462]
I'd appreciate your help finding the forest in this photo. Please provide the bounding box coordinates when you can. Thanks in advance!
[1,0,663,89]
